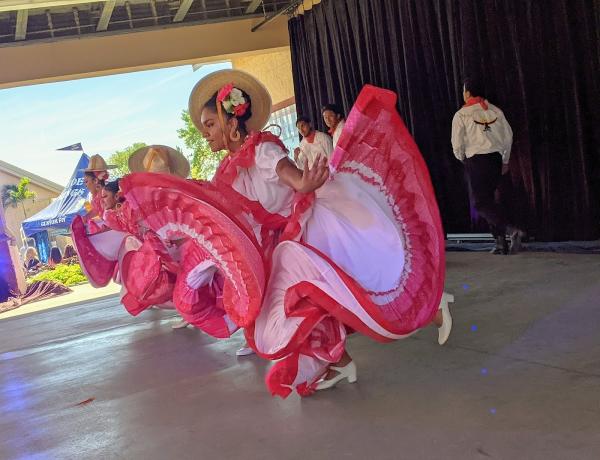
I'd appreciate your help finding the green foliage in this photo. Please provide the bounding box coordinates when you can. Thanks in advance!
[30,263,88,286]
[2,177,37,218]
[2,177,36,207]
[177,110,226,180]
[107,142,147,177]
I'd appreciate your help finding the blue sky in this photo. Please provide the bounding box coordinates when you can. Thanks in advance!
[0,61,231,186]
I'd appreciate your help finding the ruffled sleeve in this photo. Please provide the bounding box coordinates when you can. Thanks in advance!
[237,141,294,217]
[254,142,289,183]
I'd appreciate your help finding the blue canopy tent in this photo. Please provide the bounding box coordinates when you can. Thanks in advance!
[22,154,90,261]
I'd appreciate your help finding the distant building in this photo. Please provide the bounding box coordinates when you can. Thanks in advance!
[0,159,63,248]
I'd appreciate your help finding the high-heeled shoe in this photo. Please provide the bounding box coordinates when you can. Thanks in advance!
[171,318,190,329]
[438,293,454,345]
[315,361,357,391]
[236,346,255,356]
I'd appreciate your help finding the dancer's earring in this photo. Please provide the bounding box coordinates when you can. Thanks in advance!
[230,129,241,142]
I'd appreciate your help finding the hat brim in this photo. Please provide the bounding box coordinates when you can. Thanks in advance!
[83,168,117,173]
[128,145,191,178]
[81,165,117,172]
[188,69,272,134]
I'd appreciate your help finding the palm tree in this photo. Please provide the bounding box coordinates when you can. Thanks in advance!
[2,177,37,219]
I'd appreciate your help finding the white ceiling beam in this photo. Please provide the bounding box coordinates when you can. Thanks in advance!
[245,0,261,14]
[96,0,115,32]
[124,0,133,28]
[0,0,109,13]
[173,0,193,23]
[45,8,54,37]
[14,9,28,41]
[149,0,157,25]
[72,7,81,34]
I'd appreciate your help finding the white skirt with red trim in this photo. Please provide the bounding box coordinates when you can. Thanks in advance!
[71,215,128,288]
[117,174,267,336]
[244,85,448,397]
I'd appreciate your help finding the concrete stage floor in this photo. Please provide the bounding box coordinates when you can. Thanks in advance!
[1,252,599,460]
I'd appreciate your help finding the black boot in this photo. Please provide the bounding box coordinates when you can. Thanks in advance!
[491,235,509,255]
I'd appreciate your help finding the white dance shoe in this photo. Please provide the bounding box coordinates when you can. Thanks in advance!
[236,346,255,356]
[438,293,454,345]
[171,318,190,329]
[315,361,357,391]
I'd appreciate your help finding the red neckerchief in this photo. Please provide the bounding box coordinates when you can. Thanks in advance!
[463,97,488,110]
[328,120,342,136]
[304,131,316,144]
[214,131,287,186]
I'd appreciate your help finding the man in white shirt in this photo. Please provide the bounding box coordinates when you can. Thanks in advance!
[321,103,346,148]
[294,116,334,167]
[452,78,523,254]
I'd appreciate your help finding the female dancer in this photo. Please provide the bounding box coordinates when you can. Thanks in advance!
[72,147,188,316]
[183,70,453,396]
[82,155,116,232]
[101,179,122,212]
[126,145,197,329]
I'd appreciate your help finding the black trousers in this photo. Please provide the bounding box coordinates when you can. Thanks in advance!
[464,153,508,238]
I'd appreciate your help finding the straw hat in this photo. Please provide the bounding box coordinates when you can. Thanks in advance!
[188,69,272,134]
[83,154,117,172]
[128,145,190,178]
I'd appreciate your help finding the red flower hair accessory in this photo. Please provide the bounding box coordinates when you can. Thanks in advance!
[217,83,249,118]
[95,171,109,181]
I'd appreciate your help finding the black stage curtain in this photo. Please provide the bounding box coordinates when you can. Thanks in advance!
[288,0,600,241]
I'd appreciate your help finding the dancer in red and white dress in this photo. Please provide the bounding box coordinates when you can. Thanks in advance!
[72,146,193,326]
[122,69,450,397]
[117,170,260,342]
[82,154,117,234]
[74,155,126,287]
[124,145,196,329]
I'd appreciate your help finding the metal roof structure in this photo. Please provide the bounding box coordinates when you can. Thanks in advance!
[0,0,298,45]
